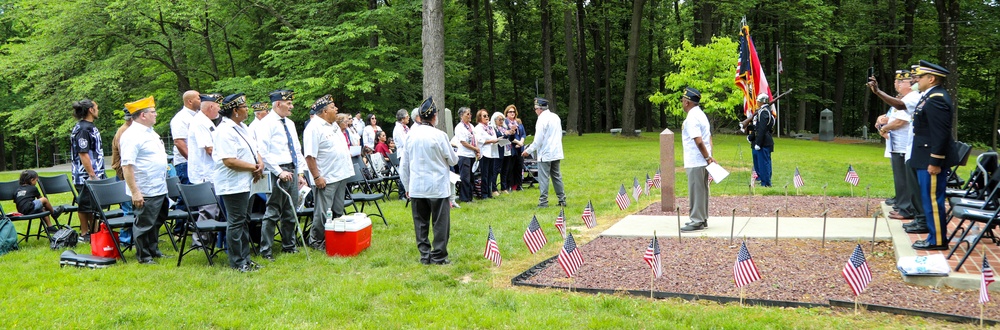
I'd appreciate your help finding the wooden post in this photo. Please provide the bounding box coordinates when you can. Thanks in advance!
[660,129,675,211]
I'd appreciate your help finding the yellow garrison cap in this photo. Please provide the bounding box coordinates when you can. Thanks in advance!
[124,96,155,113]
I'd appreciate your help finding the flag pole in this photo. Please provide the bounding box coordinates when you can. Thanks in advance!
[651,230,656,299]
[982,245,987,326]
[776,41,780,138]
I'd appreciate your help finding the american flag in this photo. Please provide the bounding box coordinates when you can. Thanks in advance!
[645,174,653,195]
[982,258,995,304]
[643,236,663,279]
[793,167,805,188]
[842,244,872,296]
[652,170,661,189]
[751,170,758,187]
[582,201,596,229]
[844,165,860,186]
[483,226,502,267]
[523,216,547,254]
[632,177,641,201]
[616,184,631,210]
[557,232,585,278]
[555,208,566,238]
[733,242,761,288]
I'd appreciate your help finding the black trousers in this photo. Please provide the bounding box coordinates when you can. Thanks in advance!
[457,157,475,202]
[410,197,450,263]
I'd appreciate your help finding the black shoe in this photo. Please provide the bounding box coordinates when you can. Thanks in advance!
[557,201,567,207]
[247,260,263,270]
[262,254,275,261]
[46,226,59,234]
[537,203,549,208]
[235,264,257,273]
[680,222,707,232]
[885,198,896,206]
[433,259,451,265]
[153,253,173,259]
[78,233,91,243]
[904,226,929,234]
[138,258,158,265]
[52,206,64,219]
[903,221,922,229]
[282,248,299,254]
[420,259,431,265]
[912,240,948,250]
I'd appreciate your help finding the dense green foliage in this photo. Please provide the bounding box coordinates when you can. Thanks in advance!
[0,0,997,170]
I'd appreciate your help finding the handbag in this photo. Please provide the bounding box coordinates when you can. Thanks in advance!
[90,223,121,259]
[49,225,78,250]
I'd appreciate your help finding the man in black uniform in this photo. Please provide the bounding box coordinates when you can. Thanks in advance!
[908,60,955,250]
[752,93,774,187]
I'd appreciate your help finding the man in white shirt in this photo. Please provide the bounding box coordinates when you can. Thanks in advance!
[120,96,170,264]
[522,98,566,208]
[256,89,308,260]
[187,94,222,184]
[170,90,200,185]
[678,88,713,232]
[870,70,920,221]
[303,95,353,250]
[453,107,479,203]
[400,97,458,265]
[352,112,365,138]
[248,101,270,141]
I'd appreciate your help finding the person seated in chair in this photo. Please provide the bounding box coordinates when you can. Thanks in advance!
[14,170,61,234]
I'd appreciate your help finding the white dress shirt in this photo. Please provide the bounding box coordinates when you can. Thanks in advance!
[362,125,381,149]
[523,109,564,162]
[120,122,168,197]
[681,106,712,168]
[393,121,409,159]
[453,122,477,158]
[169,106,197,165]
[475,123,498,159]
[400,123,459,199]
[303,119,353,183]
[213,117,258,195]
[352,118,365,137]
[186,111,217,184]
[257,111,306,176]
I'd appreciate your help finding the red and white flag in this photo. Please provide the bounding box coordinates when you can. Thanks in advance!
[845,165,860,186]
[523,216,547,254]
[643,236,663,279]
[558,233,585,278]
[842,244,872,296]
[483,226,502,267]
[555,208,566,238]
[982,258,995,304]
[751,170,758,187]
[652,169,661,189]
[581,201,596,229]
[735,22,772,118]
[777,43,784,74]
[793,167,805,188]
[616,184,631,210]
[645,174,653,196]
[734,242,761,288]
[632,177,642,201]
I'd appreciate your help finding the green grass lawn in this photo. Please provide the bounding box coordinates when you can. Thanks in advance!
[0,134,972,328]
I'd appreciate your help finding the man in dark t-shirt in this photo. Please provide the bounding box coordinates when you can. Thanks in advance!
[70,99,107,242]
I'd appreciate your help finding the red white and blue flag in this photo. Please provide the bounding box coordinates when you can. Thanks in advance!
[645,174,653,196]
[483,226,502,267]
[643,236,663,279]
[734,242,761,288]
[632,177,642,201]
[616,184,631,210]
[751,170,758,187]
[652,169,661,189]
[555,208,567,238]
[845,165,860,186]
[842,244,872,296]
[735,22,772,118]
[523,216,547,254]
[982,258,995,304]
[558,233,585,278]
[793,167,805,188]
[582,201,596,229]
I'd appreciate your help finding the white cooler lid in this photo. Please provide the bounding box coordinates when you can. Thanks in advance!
[325,214,372,232]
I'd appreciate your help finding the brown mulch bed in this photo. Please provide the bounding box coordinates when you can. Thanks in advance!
[638,196,884,218]
[524,237,998,320]
[525,196,998,321]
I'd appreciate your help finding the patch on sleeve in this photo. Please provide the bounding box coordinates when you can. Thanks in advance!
[77,137,88,149]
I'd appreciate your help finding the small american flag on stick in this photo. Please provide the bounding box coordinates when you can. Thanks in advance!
[558,233,585,277]
[733,242,761,288]
[645,174,653,195]
[632,177,641,201]
[582,201,596,229]
[483,226,502,267]
[523,216,547,254]
[842,244,872,296]
[643,236,663,279]
[652,169,661,188]
[616,184,631,210]
[982,258,995,304]
[845,165,860,186]
[793,167,805,188]
[555,208,566,238]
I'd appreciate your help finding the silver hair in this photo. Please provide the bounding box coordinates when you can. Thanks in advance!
[457,107,471,117]
[396,109,409,121]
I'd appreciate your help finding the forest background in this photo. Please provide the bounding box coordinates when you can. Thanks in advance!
[0,0,995,170]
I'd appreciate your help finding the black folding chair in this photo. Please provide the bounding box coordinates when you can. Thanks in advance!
[946,201,1000,271]
[175,182,228,267]
[384,153,403,199]
[348,163,387,226]
[37,174,78,229]
[85,181,135,262]
[946,141,973,189]
[162,176,193,251]
[0,180,54,243]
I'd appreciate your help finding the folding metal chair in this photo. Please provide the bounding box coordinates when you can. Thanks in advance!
[175,182,228,267]
[0,180,54,243]
[348,163,387,226]
[37,174,78,229]
[85,181,135,262]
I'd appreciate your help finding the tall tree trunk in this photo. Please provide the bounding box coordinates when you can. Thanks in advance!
[935,0,959,139]
[0,131,5,170]
[832,52,846,135]
[603,3,613,131]
[369,0,381,97]
[620,0,645,137]
[485,0,498,110]
[797,58,807,132]
[645,0,655,132]
[902,0,918,61]
[673,0,684,43]
[541,0,556,113]
[506,1,521,106]
[577,0,591,133]
[422,0,447,133]
[202,15,219,80]
[468,0,482,106]
[693,0,713,45]
[994,75,999,149]
[563,8,580,135]
[588,0,605,131]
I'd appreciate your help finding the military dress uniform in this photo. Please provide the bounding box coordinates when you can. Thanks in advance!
[908,60,955,250]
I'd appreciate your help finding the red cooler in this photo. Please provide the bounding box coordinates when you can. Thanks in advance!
[324,214,372,257]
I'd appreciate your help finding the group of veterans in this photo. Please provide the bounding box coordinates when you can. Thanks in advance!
[868,60,957,251]
[68,89,568,271]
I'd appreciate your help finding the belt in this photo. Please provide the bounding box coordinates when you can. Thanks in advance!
[279,163,295,170]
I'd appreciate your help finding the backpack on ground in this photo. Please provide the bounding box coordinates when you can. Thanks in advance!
[0,217,19,256]
[49,225,78,250]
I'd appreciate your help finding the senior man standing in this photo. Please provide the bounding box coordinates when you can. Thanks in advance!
[522,98,566,208]
[303,95,353,250]
[120,96,170,264]
[678,87,714,232]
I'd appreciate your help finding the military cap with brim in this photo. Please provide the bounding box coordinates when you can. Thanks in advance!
[251,102,269,112]
[269,90,294,102]
[200,93,223,103]
[124,96,155,114]
[220,93,247,114]
[915,60,949,77]
[682,87,701,103]
[418,97,437,119]
[895,70,911,80]
[534,97,549,108]
[310,94,334,115]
